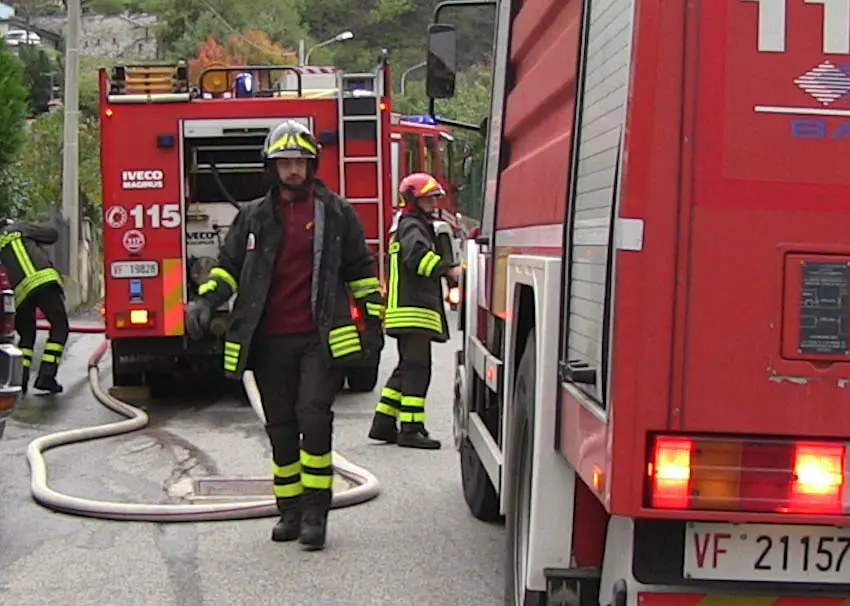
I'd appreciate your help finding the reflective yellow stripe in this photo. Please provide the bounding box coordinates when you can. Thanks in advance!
[198,280,216,295]
[272,461,300,478]
[365,302,384,318]
[223,341,241,372]
[44,342,63,353]
[300,450,332,469]
[11,239,36,275]
[209,267,237,292]
[417,250,441,277]
[328,324,362,358]
[399,395,426,423]
[274,483,304,498]
[384,307,443,333]
[0,231,21,249]
[42,341,63,365]
[302,474,333,489]
[14,268,61,306]
[268,132,317,155]
[381,387,401,402]
[388,238,400,309]
[349,276,381,299]
[22,359,30,368]
[376,402,398,417]
[41,354,58,364]
[20,348,32,358]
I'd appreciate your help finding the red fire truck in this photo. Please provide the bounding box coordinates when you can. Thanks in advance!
[430,0,850,604]
[99,58,392,392]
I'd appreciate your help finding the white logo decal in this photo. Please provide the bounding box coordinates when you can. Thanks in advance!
[122,170,164,190]
[122,229,146,253]
[246,233,255,250]
[104,205,128,229]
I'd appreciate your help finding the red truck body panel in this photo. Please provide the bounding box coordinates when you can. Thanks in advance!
[99,70,391,341]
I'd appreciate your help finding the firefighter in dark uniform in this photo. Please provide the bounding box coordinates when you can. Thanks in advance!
[0,219,68,394]
[368,172,463,450]
[185,120,384,550]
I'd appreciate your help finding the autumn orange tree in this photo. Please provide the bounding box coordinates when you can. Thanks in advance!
[187,36,245,84]
[188,30,298,86]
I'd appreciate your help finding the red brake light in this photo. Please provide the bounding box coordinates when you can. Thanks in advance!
[650,437,693,509]
[790,443,845,514]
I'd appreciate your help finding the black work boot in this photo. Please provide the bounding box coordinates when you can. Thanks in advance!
[368,413,398,443]
[299,491,330,551]
[397,423,441,450]
[33,366,62,394]
[271,506,301,542]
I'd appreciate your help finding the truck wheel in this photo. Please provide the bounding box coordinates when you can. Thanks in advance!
[460,437,502,522]
[346,363,379,393]
[504,329,545,606]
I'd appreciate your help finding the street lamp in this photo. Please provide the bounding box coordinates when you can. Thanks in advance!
[304,31,354,65]
[400,61,426,96]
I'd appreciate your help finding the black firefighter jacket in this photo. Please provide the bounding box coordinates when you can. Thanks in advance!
[198,181,385,379]
[0,221,62,307]
[386,207,455,343]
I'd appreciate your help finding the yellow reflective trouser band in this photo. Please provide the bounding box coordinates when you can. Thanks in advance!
[348,277,381,299]
[20,347,32,368]
[375,386,401,418]
[388,238,400,308]
[384,307,442,333]
[272,461,303,499]
[14,268,62,306]
[365,302,384,318]
[328,324,361,358]
[417,250,441,277]
[223,341,240,372]
[209,267,238,292]
[41,341,64,364]
[301,450,333,490]
[399,395,426,423]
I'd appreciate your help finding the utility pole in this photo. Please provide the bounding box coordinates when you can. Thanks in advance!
[298,39,305,65]
[61,0,80,283]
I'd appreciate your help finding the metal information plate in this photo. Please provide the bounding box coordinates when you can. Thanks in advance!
[110,260,159,279]
[798,261,849,355]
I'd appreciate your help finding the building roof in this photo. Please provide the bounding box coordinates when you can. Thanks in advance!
[0,17,62,44]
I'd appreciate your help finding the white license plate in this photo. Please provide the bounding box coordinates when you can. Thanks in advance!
[683,522,850,584]
[110,260,159,279]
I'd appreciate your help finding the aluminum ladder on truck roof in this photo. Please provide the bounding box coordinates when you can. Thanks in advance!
[337,70,386,284]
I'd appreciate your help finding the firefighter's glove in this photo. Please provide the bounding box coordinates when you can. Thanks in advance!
[185,299,212,340]
[446,264,464,286]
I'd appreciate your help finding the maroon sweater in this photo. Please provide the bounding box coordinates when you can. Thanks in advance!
[258,189,317,335]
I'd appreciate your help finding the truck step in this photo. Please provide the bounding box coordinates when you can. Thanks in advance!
[543,567,601,606]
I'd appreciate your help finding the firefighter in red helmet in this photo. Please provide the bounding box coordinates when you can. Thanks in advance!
[368,172,463,449]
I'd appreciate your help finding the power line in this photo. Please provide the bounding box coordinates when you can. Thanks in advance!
[195,0,295,62]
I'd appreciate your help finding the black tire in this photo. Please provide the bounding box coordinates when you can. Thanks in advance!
[345,363,379,393]
[460,436,502,522]
[504,328,545,606]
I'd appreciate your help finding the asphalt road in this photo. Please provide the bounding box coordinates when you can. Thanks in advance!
[0,318,504,605]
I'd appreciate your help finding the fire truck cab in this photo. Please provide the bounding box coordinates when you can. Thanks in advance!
[99,58,392,393]
[429,0,850,604]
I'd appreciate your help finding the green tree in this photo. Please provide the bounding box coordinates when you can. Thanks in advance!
[146,0,311,61]
[18,44,57,115]
[11,111,101,220]
[0,37,31,216]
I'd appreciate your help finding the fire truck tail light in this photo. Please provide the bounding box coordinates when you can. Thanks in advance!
[115,309,155,328]
[649,437,692,509]
[647,435,847,515]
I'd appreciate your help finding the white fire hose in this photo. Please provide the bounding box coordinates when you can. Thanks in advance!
[25,339,381,522]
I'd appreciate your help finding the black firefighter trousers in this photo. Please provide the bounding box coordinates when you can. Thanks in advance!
[375,334,432,430]
[251,332,343,516]
[16,282,69,382]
